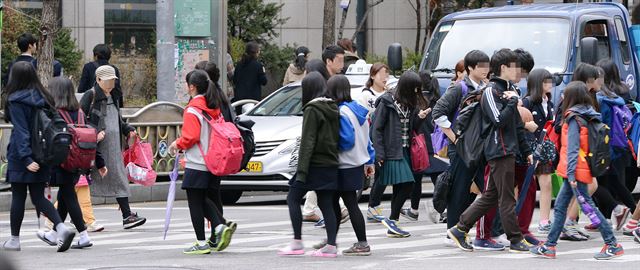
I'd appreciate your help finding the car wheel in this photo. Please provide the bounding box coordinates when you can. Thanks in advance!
[221,191,243,205]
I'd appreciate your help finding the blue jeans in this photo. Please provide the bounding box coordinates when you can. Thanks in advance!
[546,179,617,247]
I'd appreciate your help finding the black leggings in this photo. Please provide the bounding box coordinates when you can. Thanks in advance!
[56,183,87,233]
[186,189,221,241]
[10,182,62,236]
[316,190,338,246]
[286,186,308,241]
[368,164,385,208]
[593,159,636,219]
[390,182,413,221]
[410,173,423,210]
[285,187,339,245]
[336,191,367,242]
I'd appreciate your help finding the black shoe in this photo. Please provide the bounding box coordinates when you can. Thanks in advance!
[123,213,147,230]
[447,226,473,252]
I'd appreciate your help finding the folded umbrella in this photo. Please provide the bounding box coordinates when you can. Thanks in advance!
[163,153,180,240]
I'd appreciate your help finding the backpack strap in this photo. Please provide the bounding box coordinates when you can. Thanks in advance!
[78,109,86,125]
[58,109,73,124]
[362,88,375,95]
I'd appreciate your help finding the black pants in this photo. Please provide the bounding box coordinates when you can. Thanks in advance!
[446,149,482,229]
[458,156,523,244]
[335,191,367,242]
[10,182,62,236]
[316,190,339,246]
[368,164,385,208]
[593,158,637,219]
[286,186,308,240]
[186,189,220,241]
[389,182,413,221]
[57,183,87,233]
[410,173,424,210]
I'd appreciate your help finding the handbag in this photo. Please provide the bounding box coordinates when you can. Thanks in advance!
[410,131,430,172]
[123,135,157,186]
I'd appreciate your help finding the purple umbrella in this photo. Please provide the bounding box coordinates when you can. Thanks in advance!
[163,153,180,240]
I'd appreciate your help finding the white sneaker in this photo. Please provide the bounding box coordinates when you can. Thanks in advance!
[423,200,439,224]
[491,234,510,247]
[86,222,105,232]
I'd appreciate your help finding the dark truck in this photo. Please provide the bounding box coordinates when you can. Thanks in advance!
[421,2,640,105]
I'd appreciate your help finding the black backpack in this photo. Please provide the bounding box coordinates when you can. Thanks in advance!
[31,106,72,166]
[454,90,486,168]
[569,113,611,177]
[235,118,256,171]
[432,170,451,213]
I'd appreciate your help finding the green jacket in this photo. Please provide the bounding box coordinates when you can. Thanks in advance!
[296,97,340,182]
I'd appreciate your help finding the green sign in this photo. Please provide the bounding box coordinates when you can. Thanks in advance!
[174,0,211,37]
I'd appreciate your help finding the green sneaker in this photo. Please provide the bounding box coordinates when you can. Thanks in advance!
[183,242,211,255]
[214,225,233,252]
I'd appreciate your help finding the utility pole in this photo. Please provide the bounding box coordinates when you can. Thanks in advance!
[156,0,174,102]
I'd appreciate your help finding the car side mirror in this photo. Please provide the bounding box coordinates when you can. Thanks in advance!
[580,37,599,65]
[387,43,403,72]
[241,103,255,114]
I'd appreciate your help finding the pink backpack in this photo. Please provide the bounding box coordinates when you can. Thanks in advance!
[410,131,430,173]
[191,108,244,176]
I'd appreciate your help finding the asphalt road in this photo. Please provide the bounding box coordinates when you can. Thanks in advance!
[0,191,638,270]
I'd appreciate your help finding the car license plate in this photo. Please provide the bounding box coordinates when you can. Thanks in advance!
[244,161,263,173]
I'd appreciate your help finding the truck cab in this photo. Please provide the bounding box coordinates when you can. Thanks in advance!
[421,3,640,105]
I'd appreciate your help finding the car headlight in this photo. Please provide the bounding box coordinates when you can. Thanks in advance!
[278,139,297,156]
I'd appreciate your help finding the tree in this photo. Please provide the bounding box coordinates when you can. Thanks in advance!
[351,0,384,42]
[1,0,82,84]
[408,0,422,53]
[322,0,336,48]
[37,0,59,87]
[228,0,289,44]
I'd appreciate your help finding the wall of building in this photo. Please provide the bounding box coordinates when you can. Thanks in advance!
[61,0,105,62]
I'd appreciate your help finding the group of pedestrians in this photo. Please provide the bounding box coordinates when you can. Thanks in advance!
[1,36,147,252]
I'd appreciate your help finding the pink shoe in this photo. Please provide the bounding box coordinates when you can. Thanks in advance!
[278,243,305,256]
[310,245,338,258]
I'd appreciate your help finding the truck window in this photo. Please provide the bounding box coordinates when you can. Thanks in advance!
[581,21,611,62]
[423,18,570,74]
[614,16,631,64]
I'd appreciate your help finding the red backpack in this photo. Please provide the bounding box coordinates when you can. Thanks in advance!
[58,109,98,172]
[190,107,244,176]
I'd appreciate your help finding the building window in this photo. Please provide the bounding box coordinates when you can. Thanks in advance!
[105,0,156,55]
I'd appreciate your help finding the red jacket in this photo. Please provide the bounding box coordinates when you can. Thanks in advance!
[176,95,221,150]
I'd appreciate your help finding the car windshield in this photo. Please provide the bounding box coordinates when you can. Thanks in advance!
[424,17,571,74]
[249,86,303,116]
[248,76,367,117]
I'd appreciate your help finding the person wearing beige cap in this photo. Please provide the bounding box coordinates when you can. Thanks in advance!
[79,65,147,229]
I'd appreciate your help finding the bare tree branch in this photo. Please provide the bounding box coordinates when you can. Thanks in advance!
[351,0,384,42]
[407,0,417,12]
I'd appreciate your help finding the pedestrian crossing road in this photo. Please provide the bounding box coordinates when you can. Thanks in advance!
[0,195,638,270]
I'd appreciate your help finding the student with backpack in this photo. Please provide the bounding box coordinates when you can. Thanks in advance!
[522,69,556,234]
[2,62,75,252]
[37,77,108,249]
[431,50,490,235]
[326,74,374,256]
[372,71,429,238]
[279,71,341,257]
[80,65,147,230]
[530,81,624,260]
[168,70,235,254]
[590,65,636,231]
[2,32,63,87]
[448,49,533,253]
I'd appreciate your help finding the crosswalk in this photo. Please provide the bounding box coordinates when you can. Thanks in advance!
[1,201,639,270]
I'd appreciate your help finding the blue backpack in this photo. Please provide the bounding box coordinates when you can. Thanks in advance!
[629,112,640,157]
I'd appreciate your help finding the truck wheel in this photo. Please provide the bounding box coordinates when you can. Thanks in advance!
[221,191,243,205]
